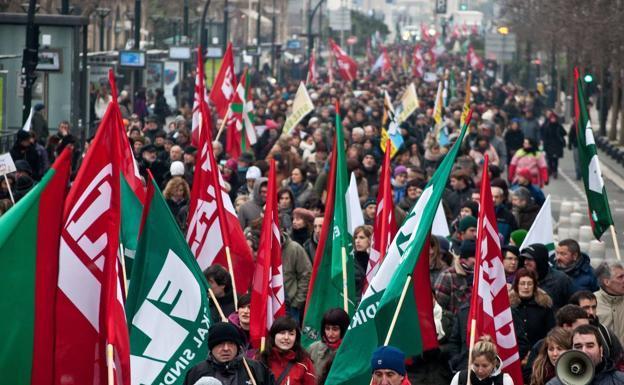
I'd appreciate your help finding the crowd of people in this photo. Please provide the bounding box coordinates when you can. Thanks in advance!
[2,48,623,385]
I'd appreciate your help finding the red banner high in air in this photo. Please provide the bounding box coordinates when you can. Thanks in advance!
[250,159,286,349]
[467,155,523,385]
[209,42,237,118]
[187,85,254,294]
[54,70,130,385]
[329,38,357,82]
[192,46,210,146]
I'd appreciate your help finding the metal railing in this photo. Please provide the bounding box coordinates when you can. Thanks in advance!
[0,130,16,154]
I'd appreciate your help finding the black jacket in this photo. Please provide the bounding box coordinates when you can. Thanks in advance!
[541,121,566,158]
[509,289,556,347]
[184,354,275,385]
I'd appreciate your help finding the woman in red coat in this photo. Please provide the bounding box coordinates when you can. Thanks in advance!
[258,316,316,385]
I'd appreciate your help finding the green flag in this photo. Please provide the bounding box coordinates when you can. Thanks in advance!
[126,175,211,385]
[574,68,614,239]
[326,112,472,385]
[302,107,355,347]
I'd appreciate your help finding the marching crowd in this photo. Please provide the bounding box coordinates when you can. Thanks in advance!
[2,50,624,385]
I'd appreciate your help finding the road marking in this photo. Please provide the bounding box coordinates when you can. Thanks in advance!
[600,160,624,192]
[558,167,585,199]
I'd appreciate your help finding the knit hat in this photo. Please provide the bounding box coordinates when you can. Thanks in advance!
[246,166,261,180]
[458,215,478,232]
[517,168,532,182]
[363,198,377,209]
[14,160,33,176]
[459,239,477,259]
[293,208,315,224]
[434,235,450,254]
[170,161,185,177]
[371,346,406,375]
[510,229,528,246]
[393,165,408,177]
[207,322,244,350]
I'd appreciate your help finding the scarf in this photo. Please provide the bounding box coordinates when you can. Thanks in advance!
[322,335,342,351]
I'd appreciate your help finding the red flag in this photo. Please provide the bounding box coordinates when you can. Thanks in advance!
[467,155,523,385]
[364,141,397,292]
[328,38,357,82]
[307,50,317,85]
[382,48,392,77]
[226,68,246,160]
[187,88,254,294]
[192,46,210,146]
[209,42,237,118]
[54,70,130,384]
[412,44,424,78]
[250,160,286,349]
[466,45,484,71]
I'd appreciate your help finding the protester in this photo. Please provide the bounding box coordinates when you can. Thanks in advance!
[204,265,236,323]
[594,262,624,345]
[521,244,574,310]
[307,308,350,377]
[370,346,409,385]
[554,239,599,292]
[529,327,572,385]
[450,336,514,385]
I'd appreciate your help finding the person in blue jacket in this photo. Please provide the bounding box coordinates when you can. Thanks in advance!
[555,239,599,292]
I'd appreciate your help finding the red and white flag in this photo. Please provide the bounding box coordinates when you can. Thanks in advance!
[54,70,130,384]
[307,50,318,85]
[250,159,286,349]
[187,88,254,294]
[466,45,484,71]
[328,52,335,84]
[467,154,523,385]
[364,141,397,292]
[329,38,357,82]
[192,46,211,146]
[209,42,237,118]
[412,44,424,78]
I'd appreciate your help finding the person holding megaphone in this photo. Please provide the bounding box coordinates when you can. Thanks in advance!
[547,324,624,385]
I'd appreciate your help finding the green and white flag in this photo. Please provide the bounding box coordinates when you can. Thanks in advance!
[520,195,555,252]
[126,175,211,385]
[574,68,614,240]
[326,112,472,385]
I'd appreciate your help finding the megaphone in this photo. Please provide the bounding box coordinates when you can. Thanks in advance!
[555,350,595,385]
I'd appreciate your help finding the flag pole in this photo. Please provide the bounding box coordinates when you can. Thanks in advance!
[383,274,412,346]
[225,246,239,309]
[3,174,15,204]
[118,243,129,297]
[610,225,622,261]
[106,343,115,385]
[242,357,259,385]
[208,287,228,322]
[466,318,477,385]
[260,336,266,353]
[341,246,348,313]
[215,108,231,142]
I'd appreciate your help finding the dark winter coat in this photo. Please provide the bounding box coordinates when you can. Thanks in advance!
[444,186,474,218]
[509,288,556,347]
[238,177,268,229]
[504,129,524,160]
[184,353,275,385]
[515,201,540,230]
[557,253,599,292]
[541,121,566,158]
[532,250,574,310]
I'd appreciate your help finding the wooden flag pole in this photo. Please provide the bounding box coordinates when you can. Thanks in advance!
[260,336,266,353]
[383,274,412,346]
[242,357,259,385]
[225,246,239,309]
[466,319,477,385]
[610,225,622,261]
[215,108,231,142]
[106,344,115,385]
[341,246,349,313]
[118,243,129,297]
[3,174,14,204]
[208,287,228,322]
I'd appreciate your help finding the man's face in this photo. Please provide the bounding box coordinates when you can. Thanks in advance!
[211,341,238,363]
[524,259,537,272]
[372,369,404,385]
[563,318,590,331]
[604,267,624,295]
[259,185,268,202]
[170,146,183,161]
[491,188,504,206]
[365,204,377,218]
[471,192,480,203]
[362,155,376,168]
[450,177,465,191]
[207,278,225,298]
[313,217,323,239]
[511,195,526,209]
[462,227,477,240]
[579,298,598,320]
[555,245,577,269]
[142,151,156,163]
[407,186,421,200]
[573,333,603,366]
[183,153,195,165]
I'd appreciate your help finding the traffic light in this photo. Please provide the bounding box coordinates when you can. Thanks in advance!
[584,73,594,83]
[459,1,468,10]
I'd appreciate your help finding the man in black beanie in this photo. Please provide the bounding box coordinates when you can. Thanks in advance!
[184,322,275,385]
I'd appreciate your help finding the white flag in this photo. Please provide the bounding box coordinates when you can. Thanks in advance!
[520,195,555,252]
[346,172,365,235]
[432,202,450,237]
[22,107,34,132]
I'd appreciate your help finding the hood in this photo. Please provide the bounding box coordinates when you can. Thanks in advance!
[252,177,269,205]
[509,287,553,308]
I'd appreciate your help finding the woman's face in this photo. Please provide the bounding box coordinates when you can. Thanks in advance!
[547,343,567,366]
[291,168,303,184]
[279,192,292,209]
[472,355,495,380]
[292,215,305,230]
[460,207,473,218]
[518,276,535,299]
[275,329,296,351]
[523,139,531,150]
[174,185,185,200]
[503,252,519,274]
[354,231,371,252]
[238,305,251,329]
[324,325,341,344]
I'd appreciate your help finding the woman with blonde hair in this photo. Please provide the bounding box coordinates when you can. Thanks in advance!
[163,176,190,229]
[529,328,572,385]
[450,336,514,385]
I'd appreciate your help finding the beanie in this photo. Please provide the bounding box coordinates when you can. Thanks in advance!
[371,346,406,375]
[459,239,477,259]
[170,161,185,177]
[459,215,478,232]
[293,208,315,224]
[246,166,261,180]
[510,229,528,246]
[207,322,244,350]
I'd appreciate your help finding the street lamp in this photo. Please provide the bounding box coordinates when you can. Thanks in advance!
[497,25,509,82]
[307,0,325,61]
[95,7,111,51]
